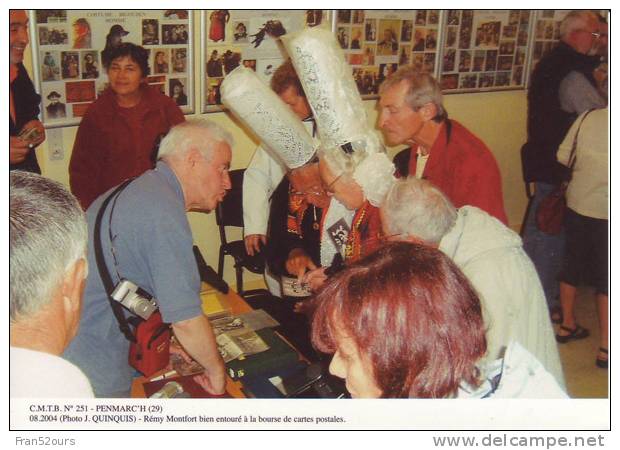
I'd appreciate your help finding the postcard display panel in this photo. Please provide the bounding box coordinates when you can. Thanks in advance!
[201,10,330,112]
[30,10,194,127]
[439,10,533,93]
[338,10,442,98]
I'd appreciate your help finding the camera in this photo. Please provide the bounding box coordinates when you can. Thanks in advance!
[18,126,42,144]
[111,279,158,320]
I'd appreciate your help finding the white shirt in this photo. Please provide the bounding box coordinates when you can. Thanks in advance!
[10,346,94,398]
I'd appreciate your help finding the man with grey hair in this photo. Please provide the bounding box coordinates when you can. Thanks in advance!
[521,10,606,323]
[64,120,232,397]
[10,171,93,397]
[381,177,564,387]
[378,67,508,224]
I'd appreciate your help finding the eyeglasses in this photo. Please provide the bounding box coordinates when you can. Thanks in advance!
[324,173,344,194]
[576,29,603,39]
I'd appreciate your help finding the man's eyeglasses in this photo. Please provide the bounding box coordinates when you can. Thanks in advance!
[577,29,604,39]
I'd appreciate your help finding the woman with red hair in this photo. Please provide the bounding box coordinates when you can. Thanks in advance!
[310,242,567,398]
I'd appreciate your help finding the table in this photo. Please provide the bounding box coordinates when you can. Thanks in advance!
[131,283,254,399]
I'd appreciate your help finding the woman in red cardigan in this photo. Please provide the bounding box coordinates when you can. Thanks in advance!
[69,43,184,209]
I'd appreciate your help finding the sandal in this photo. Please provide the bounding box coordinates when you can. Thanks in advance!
[596,348,608,369]
[555,325,590,343]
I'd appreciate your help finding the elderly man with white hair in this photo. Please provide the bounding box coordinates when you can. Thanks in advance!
[64,120,232,397]
[10,171,93,397]
[521,10,607,321]
[381,177,565,387]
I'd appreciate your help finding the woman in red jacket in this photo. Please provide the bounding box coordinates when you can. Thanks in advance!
[69,43,185,209]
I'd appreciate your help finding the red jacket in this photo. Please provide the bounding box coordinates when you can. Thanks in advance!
[69,85,185,209]
[394,120,508,225]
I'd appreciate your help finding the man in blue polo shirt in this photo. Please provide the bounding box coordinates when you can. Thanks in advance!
[64,120,232,397]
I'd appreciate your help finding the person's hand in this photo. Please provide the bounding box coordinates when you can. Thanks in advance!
[23,120,46,146]
[193,362,226,395]
[302,266,328,292]
[285,248,317,279]
[244,234,266,256]
[9,136,30,164]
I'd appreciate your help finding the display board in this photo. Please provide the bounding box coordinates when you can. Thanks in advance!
[337,10,443,98]
[30,9,194,128]
[201,10,330,112]
[438,10,532,93]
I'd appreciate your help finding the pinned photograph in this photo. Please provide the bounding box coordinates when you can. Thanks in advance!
[447,10,460,25]
[423,52,435,72]
[475,21,500,48]
[206,49,223,78]
[81,51,99,79]
[458,50,472,72]
[478,72,495,88]
[351,27,363,50]
[209,10,230,42]
[337,27,349,49]
[206,78,222,105]
[413,29,427,52]
[425,29,437,50]
[72,18,91,49]
[36,10,67,23]
[305,10,323,27]
[40,51,60,81]
[152,49,169,74]
[39,26,68,46]
[473,50,485,72]
[169,78,188,106]
[442,49,456,72]
[446,26,458,48]
[162,24,188,45]
[415,10,427,26]
[362,44,375,65]
[61,51,80,79]
[221,49,241,74]
[495,71,510,86]
[377,20,400,56]
[460,73,478,89]
[399,45,411,65]
[142,19,159,45]
[352,10,365,24]
[485,50,498,71]
[440,73,459,90]
[163,10,189,20]
[428,10,440,25]
[401,20,413,42]
[365,19,377,41]
[337,10,351,24]
[45,90,66,119]
[233,21,248,43]
[65,80,96,103]
[242,60,257,71]
[171,48,187,73]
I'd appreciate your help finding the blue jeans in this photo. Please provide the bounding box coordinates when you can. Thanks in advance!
[522,182,565,311]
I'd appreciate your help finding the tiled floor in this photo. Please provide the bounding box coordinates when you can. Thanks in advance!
[556,287,608,398]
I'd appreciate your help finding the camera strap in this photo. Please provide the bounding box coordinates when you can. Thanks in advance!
[93,178,137,343]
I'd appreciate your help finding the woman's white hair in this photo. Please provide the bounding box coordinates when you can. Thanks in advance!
[382,177,457,245]
[157,119,234,162]
[10,171,87,322]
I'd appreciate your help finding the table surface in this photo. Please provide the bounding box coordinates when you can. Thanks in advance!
[131,283,255,399]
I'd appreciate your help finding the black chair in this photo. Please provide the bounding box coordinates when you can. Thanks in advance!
[216,168,270,298]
